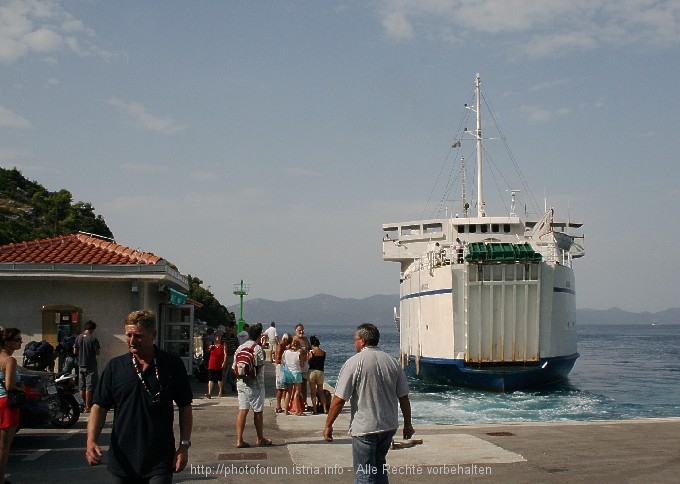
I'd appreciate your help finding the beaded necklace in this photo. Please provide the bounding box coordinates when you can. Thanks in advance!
[131,353,161,403]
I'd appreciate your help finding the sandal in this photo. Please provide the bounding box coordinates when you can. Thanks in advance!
[235,442,251,448]
[275,408,284,413]
[257,438,273,447]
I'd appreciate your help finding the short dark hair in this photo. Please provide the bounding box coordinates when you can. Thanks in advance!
[310,335,320,346]
[248,323,263,342]
[84,320,97,331]
[356,323,380,346]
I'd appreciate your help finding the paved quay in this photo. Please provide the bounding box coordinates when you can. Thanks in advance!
[176,360,680,483]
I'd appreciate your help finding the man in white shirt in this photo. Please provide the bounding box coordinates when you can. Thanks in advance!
[324,323,414,483]
[233,323,271,448]
[264,322,278,362]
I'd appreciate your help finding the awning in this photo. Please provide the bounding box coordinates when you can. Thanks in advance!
[168,287,188,305]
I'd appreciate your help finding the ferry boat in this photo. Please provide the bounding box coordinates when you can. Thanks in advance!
[382,74,585,392]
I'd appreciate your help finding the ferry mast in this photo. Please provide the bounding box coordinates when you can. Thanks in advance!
[475,73,485,218]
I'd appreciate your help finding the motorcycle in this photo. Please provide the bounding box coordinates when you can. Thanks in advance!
[51,373,84,428]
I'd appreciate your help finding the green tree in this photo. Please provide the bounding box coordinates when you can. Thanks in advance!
[187,276,235,328]
[0,167,114,244]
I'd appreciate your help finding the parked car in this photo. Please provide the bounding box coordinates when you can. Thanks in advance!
[16,366,61,428]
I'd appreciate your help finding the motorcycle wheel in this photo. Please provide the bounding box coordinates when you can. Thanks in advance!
[51,395,81,428]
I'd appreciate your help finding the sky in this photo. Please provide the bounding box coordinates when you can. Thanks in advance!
[1,0,679,313]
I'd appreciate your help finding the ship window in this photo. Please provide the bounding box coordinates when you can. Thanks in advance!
[480,224,488,233]
[491,224,499,232]
[423,223,442,233]
[482,265,492,281]
[525,264,539,281]
[383,228,398,240]
[506,266,516,281]
[504,224,511,233]
[457,225,465,233]
[401,225,420,236]
[469,225,477,233]
[531,265,539,280]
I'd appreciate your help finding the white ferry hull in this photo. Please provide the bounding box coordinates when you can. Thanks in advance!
[382,75,583,392]
[397,255,578,391]
[383,215,582,392]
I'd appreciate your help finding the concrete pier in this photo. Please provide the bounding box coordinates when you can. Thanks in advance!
[176,360,680,483]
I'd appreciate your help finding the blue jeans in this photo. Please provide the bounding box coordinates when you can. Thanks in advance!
[352,430,397,484]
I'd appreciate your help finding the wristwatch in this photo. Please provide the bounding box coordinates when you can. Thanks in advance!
[179,440,191,448]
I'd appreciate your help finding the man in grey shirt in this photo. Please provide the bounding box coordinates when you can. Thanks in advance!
[75,320,100,412]
[324,323,414,483]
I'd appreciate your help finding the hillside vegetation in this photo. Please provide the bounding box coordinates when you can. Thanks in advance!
[0,167,113,244]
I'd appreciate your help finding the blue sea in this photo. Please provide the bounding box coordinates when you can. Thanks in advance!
[297,323,680,424]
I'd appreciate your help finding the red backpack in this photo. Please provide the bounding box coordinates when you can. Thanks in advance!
[233,343,257,379]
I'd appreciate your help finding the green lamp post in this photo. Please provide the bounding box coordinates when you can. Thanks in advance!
[233,279,250,333]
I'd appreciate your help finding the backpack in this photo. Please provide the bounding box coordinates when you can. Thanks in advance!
[24,340,54,362]
[57,335,76,355]
[233,343,257,379]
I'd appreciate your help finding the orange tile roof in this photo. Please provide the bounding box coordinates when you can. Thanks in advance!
[0,233,163,265]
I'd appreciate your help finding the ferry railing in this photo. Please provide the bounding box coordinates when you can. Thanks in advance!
[401,247,457,280]
[542,243,572,267]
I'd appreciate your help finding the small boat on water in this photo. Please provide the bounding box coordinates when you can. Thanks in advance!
[651,319,662,326]
[382,74,585,392]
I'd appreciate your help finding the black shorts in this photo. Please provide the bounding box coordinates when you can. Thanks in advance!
[208,369,223,382]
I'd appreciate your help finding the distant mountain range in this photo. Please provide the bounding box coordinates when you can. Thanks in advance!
[228,294,679,328]
[228,294,400,330]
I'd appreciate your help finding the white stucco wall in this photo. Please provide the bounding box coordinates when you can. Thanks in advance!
[0,278,169,370]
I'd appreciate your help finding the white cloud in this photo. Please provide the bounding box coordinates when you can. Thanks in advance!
[381,10,414,41]
[0,105,32,128]
[108,98,188,136]
[521,31,598,59]
[0,0,112,63]
[375,0,680,57]
[23,26,62,52]
[519,104,569,123]
[529,78,572,92]
[519,104,551,123]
